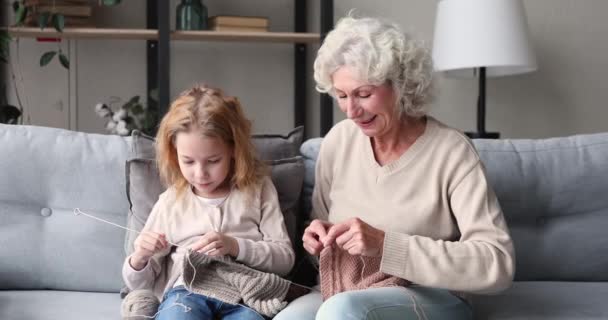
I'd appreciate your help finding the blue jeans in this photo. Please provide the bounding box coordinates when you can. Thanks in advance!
[273,286,472,320]
[156,286,265,320]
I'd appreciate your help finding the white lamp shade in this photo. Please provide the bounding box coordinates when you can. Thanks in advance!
[432,0,537,77]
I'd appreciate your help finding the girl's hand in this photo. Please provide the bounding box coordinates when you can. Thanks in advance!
[324,217,385,257]
[131,231,168,270]
[190,231,239,258]
[302,219,333,256]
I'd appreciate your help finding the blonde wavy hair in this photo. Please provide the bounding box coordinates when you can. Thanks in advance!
[314,15,434,117]
[155,85,266,197]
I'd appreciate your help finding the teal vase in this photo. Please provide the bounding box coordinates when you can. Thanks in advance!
[176,0,208,30]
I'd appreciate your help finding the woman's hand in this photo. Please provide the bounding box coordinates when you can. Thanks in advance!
[131,231,168,270]
[324,217,385,257]
[302,219,333,255]
[190,231,239,258]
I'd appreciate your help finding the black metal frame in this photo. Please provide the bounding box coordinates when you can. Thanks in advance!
[466,67,500,139]
[146,0,334,136]
[319,0,334,136]
[294,0,306,128]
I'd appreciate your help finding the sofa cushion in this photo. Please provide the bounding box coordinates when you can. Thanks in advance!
[300,138,323,219]
[472,281,608,319]
[0,124,130,292]
[125,156,305,254]
[130,126,304,161]
[0,290,121,320]
[252,126,305,160]
[473,133,608,281]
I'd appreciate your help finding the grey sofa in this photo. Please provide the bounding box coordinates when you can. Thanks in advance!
[1,122,607,319]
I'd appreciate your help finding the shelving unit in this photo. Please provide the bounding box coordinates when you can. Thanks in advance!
[5,27,320,43]
[4,0,335,136]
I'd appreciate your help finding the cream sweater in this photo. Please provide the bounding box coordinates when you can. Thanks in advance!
[312,117,515,294]
[122,176,295,300]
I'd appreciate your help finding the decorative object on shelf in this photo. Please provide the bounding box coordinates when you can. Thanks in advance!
[94,94,158,136]
[209,15,269,32]
[99,0,121,6]
[432,0,537,139]
[176,0,208,31]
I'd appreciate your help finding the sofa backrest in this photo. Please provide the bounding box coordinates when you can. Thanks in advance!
[0,124,131,292]
[474,133,608,281]
[300,133,608,282]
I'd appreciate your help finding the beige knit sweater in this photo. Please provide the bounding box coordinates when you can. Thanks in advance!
[312,117,515,294]
[122,176,295,301]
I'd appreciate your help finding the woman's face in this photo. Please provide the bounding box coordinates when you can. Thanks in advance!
[332,66,397,137]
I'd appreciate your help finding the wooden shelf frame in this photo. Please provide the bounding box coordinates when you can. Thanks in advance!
[4,27,320,43]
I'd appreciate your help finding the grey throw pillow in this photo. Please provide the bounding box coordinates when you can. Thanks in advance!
[252,126,304,160]
[124,159,164,255]
[129,126,304,161]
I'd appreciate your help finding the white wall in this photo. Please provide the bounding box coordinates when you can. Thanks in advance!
[4,0,608,138]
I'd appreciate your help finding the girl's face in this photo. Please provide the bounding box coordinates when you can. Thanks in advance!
[332,66,397,138]
[175,130,233,198]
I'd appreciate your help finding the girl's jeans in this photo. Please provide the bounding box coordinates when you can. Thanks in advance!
[156,286,265,320]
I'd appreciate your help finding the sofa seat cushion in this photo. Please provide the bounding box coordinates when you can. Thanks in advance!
[472,281,608,319]
[0,290,121,320]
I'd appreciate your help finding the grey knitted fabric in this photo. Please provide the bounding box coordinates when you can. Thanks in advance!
[182,251,290,317]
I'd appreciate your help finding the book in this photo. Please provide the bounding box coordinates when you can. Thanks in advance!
[209,15,269,28]
[25,14,93,27]
[211,25,268,33]
[24,0,89,5]
[30,5,93,17]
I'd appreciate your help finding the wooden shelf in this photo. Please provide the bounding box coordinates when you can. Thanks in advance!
[3,27,320,43]
[172,30,319,43]
[5,28,158,40]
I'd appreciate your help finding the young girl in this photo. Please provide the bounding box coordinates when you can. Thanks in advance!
[122,85,295,320]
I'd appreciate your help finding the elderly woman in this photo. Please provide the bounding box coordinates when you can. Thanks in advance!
[274,15,515,320]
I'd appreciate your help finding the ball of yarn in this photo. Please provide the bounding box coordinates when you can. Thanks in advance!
[121,289,160,320]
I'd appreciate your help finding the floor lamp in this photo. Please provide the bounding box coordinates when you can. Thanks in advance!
[432,0,537,139]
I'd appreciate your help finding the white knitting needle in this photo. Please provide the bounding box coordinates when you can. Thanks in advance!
[73,208,181,247]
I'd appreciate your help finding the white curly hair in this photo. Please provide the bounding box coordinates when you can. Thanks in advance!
[313,15,434,117]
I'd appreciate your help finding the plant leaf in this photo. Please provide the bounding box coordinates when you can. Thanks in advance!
[40,51,56,67]
[131,103,144,115]
[15,5,26,26]
[122,95,140,110]
[128,95,140,104]
[12,1,19,12]
[38,12,50,30]
[59,52,69,69]
[53,13,65,32]
[102,0,121,6]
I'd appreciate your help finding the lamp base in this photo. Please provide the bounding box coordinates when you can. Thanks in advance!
[465,131,500,139]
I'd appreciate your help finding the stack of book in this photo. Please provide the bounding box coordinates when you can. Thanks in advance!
[24,0,93,28]
[209,15,269,32]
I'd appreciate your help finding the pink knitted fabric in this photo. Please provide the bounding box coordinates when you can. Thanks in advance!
[319,247,411,300]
